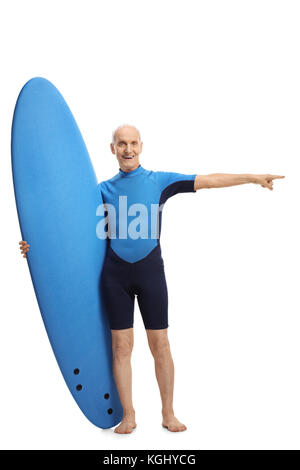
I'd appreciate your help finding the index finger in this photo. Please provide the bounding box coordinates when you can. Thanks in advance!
[270,175,285,180]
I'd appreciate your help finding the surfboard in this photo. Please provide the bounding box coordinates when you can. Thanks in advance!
[11,77,123,429]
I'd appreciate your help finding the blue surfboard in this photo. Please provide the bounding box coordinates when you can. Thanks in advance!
[11,77,123,428]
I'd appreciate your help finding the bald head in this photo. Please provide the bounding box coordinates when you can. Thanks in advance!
[112,124,141,144]
[110,124,143,172]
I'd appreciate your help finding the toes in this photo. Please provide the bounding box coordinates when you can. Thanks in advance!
[114,424,135,434]
[163,423,187,432]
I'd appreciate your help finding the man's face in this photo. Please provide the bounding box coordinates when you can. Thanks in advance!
[110,126,143,172]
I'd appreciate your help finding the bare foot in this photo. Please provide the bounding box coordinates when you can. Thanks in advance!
[162,415,187,432]
[114,419,137,434]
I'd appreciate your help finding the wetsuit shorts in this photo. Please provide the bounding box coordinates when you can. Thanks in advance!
[101,243,168,330]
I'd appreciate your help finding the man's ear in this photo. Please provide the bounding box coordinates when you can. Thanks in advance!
[110,142,115,154]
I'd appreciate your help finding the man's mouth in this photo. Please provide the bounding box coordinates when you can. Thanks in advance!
[123,155,134,159]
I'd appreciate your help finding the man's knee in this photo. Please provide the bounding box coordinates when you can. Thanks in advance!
[147,331,171,361]
[112,329,134,360]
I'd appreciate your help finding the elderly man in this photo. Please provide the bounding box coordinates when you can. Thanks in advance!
[19,124,284,434]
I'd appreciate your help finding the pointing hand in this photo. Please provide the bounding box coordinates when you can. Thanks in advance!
[253,174,285,191]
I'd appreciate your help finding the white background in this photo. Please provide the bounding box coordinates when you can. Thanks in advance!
[1,0,298,450]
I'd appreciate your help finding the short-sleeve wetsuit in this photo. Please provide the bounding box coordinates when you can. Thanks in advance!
[98,164,196,330]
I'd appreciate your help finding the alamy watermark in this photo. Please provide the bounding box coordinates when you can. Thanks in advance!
[96,196,165,240]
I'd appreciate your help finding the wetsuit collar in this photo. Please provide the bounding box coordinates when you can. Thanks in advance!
[119,164,144,177]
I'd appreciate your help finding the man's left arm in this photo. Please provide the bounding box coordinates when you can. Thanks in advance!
[194,173,285,191]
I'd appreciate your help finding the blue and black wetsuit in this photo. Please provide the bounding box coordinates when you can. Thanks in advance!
[98,164,196,330]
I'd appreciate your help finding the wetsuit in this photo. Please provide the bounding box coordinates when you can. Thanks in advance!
[98,164,196,330]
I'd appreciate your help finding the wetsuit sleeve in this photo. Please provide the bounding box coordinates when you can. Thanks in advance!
[97,182,108,209]
[96,183,109,223]
[154,171,197,204]
[97,182,103,200]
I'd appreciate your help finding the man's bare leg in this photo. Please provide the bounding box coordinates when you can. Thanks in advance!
[146,328,187,432]
[111,328,136,434]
